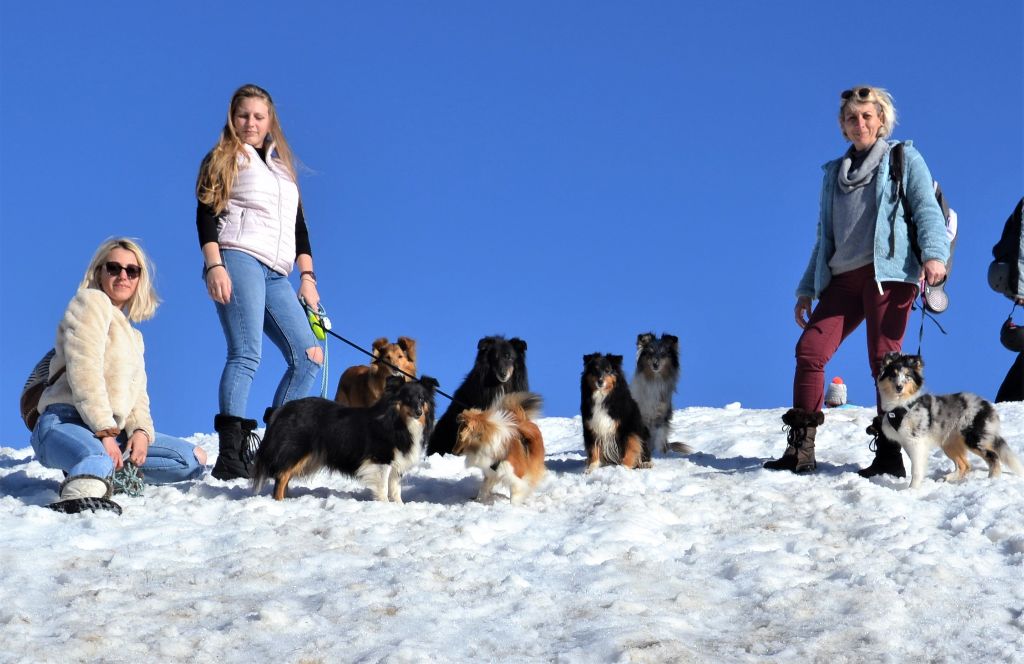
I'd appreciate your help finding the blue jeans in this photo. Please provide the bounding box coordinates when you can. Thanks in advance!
[216,249,321,417]
[31,404,205,483]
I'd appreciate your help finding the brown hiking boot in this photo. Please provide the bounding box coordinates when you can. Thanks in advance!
[764,408,824,473]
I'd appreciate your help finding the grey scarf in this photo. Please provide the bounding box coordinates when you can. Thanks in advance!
[837,139,889,193]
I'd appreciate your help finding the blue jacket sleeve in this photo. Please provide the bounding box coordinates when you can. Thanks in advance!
[902,145,950,265]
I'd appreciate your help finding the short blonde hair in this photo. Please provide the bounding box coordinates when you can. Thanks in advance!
[79,237,160,322]
[838,85,898,141]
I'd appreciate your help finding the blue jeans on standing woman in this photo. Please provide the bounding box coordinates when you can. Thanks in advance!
[216,249,321,417]
[32,404,205,483]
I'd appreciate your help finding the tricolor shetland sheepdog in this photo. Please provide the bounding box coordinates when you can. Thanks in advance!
[253,376,438,501]
[334,336,417,407]
[877,353,1024,489]
[629,332,693,455]
[455,392,546,504]
[581,353,651,472]
[428,335,529,456]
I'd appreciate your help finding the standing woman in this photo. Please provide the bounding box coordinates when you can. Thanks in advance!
[196,84,323,481]
[32,238,207,513]
[764,85,949,475]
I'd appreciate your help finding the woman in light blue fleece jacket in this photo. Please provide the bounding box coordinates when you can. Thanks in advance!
[764,85,950,476]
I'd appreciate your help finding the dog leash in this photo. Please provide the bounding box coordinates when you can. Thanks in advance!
[300,297,331,398]
[912,284,948,356]
[300,302,462,405]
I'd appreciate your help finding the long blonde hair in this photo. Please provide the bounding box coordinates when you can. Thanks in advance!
[196,84,299,214]
[80,237,160,322]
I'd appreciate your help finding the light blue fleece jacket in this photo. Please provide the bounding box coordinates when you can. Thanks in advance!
[797,140,950,299]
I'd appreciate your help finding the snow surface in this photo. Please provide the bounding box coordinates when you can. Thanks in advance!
[3,403,1024,663]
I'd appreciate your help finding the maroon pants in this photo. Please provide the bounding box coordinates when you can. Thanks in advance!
[794,264,917,413]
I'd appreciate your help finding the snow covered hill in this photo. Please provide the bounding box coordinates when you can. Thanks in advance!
[3,403,1024,663]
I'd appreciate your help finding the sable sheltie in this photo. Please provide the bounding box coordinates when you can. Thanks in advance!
[334,336,417,407]
[455,392,546,504]
[581,353,651,472]
[629,332,693,455]
[428,335,529,456]
[877,353,1024,489]
[253,376,438,501]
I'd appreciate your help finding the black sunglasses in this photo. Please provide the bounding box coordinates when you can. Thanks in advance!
[841,87,872,100]
[103,261,142,280]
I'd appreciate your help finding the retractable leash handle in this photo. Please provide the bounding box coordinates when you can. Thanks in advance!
[300,296,331,398]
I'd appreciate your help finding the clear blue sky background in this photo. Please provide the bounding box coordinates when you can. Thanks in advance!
[1,1,1022,442]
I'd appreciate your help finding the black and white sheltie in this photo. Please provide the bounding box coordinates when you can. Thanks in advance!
[629,332,693,455]
[252,376,438,501]
[428,335,529,456]
[581,353,651,472]
[877,353,1024,489]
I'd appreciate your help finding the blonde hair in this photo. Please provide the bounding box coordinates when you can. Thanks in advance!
[196,84,299,215]
[838,85,898,141]
[80,237,160,322]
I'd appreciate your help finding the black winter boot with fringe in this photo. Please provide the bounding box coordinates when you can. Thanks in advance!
[212,414,261,481]
[763,408,824,473]
[857,415,907,478]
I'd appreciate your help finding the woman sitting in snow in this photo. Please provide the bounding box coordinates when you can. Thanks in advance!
[31,238,207,514]
[763,85,949,476]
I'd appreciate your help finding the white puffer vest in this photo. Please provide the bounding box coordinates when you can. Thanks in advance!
[217,142,300,275]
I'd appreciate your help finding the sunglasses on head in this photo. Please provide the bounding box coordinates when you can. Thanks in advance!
[103,261,142,280]
[841,87,873,100]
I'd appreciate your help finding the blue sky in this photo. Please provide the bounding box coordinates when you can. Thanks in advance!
[1,1,1022,441]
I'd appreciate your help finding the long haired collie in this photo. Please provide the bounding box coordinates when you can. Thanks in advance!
[877,353,1024,489]
[581,353,651,472]
[253,376,438,501]
[455,392,546,504]
[629,332,693,455]
[428,335,529,455]
[335,336,417,407]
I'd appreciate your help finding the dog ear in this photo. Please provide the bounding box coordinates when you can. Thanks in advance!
[385,375,405,392]
[911,355,924,371]
[418,375,439,392]
[662,333,679,349]
[477,336,495,352]
[880,351,900,369]
[610,354,624,370]
[637,332,655,349]
[510,337,527,353]
[371,337,390,359]
[583,353,600,365]
[397,336,417,362]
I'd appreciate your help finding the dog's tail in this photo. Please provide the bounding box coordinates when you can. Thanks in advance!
[498,391,544,422]
[994,436,1024,477]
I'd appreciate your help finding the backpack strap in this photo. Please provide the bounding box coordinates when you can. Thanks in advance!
[888,142,923,265]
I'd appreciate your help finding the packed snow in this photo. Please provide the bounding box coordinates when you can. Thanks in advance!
[3,402,1024,663]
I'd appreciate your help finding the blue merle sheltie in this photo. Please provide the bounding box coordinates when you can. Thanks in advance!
[252,375,438,501]
[629,332,694,455]
[877,353,1024,489]
[581,353,651,472]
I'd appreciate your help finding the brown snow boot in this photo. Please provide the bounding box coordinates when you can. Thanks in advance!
[764,408,823,473]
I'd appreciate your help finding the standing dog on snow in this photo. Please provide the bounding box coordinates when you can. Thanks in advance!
[629,332,693,455]
[455,392,546,504]
[877,353,1024,489]
[581,353,651,472]
[428,335,529,456]
[253,375,438,501]
[334,336,417,407]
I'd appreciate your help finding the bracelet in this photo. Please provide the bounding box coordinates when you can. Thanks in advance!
[300,270,317,283]
[203,263,225,279]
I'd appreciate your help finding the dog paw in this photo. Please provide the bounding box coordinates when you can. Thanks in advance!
[637,461,654,470]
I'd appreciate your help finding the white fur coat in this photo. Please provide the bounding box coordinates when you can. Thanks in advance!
[37,287,154,440]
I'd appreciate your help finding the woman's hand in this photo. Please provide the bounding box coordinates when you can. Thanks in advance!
[922,259,947,286]
[206,265,232,304]
[299,278,320,312]
[101,436,124,471]
[125,430,150,466]
[794,296,812,329]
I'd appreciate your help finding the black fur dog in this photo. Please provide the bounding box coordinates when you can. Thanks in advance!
[427,335,529,455]
[252,375,438,502]
[629,332,692,455]
[581,353,651,472]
